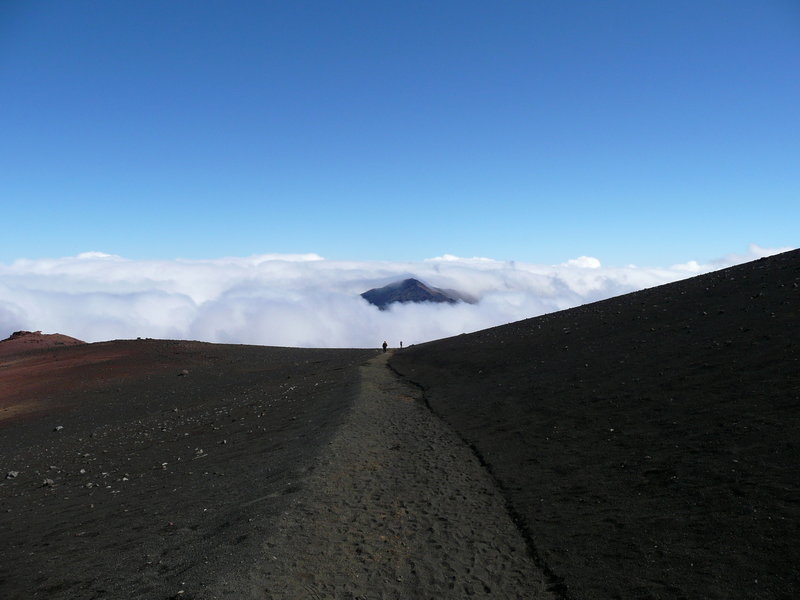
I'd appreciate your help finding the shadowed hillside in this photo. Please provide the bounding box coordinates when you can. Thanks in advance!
[390,249,800,600]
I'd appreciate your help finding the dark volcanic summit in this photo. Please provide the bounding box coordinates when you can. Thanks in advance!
[390,248,800,600]
[361,278,462,310]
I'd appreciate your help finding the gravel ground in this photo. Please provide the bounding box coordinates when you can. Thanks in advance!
[0,340,374,599]
[254,352,555,599]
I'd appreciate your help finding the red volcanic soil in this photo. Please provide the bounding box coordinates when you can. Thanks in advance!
[0,330,85,357]
[0,330,90,422]
[391,249,800,600]
[0,336,151,424]
[0,338,375,599]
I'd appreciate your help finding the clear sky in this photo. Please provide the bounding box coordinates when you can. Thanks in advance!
[1,0,798,267]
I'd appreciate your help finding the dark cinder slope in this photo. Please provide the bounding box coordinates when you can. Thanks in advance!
[390,249,800,600]
[0,340,375,599]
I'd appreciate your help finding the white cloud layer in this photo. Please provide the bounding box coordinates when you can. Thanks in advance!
[0,244,792,348]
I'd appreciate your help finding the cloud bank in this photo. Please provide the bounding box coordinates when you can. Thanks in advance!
[0,244,791,348]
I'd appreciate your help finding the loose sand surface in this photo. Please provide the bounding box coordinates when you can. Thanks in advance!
[1,342,553,599]
[254,352,555,599]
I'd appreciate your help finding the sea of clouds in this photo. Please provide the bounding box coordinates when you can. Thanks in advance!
[0,244,790,348]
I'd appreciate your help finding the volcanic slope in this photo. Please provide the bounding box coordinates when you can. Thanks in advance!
[390,248,800,600]
[0,330,85,357]
[0,339,374,599]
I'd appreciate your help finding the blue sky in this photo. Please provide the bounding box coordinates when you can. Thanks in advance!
[2,0,798,266]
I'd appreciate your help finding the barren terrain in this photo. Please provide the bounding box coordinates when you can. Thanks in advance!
[1,249,798,599]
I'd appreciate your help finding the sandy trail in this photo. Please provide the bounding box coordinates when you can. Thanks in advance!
[252,352,555,599]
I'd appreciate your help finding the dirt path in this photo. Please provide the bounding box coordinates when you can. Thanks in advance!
[251,352,555,599]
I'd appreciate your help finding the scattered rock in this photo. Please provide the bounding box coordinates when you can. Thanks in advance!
[54,425,64,432]
[6,471,19,479]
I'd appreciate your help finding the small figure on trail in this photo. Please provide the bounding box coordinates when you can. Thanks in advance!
[382,341,388,352]
[400,341,403,349]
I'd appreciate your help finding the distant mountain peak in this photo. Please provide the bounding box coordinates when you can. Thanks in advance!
[361,278,470,310]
